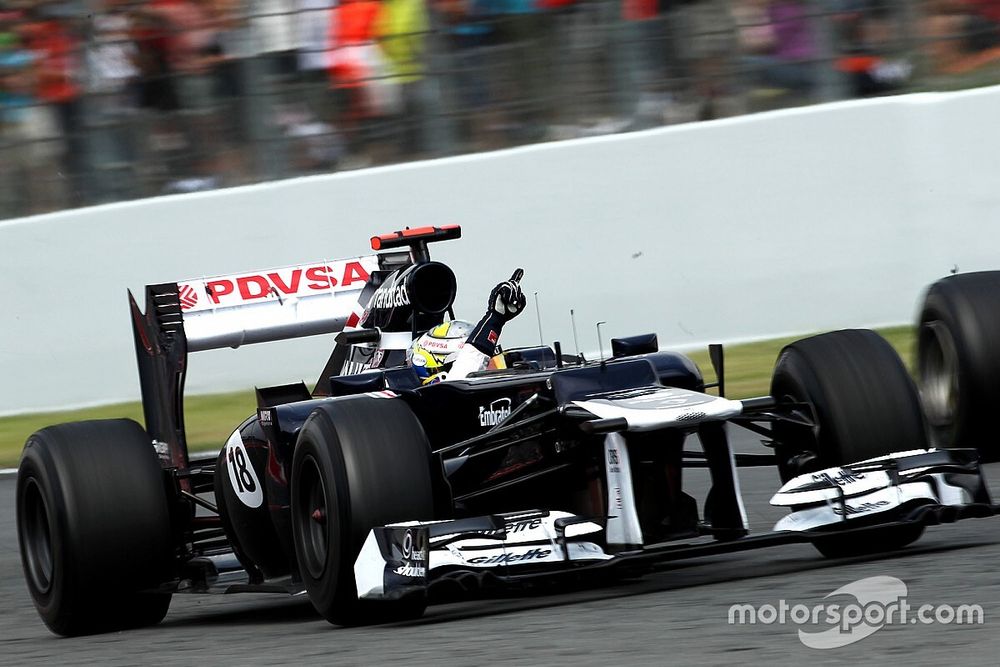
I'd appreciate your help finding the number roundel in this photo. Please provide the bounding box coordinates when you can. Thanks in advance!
[225,429,263,508]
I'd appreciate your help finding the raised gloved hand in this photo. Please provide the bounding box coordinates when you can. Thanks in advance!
[488,268,526,322]
[462,269,526,362]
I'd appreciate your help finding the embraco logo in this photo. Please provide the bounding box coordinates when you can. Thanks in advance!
[479,398,512,427]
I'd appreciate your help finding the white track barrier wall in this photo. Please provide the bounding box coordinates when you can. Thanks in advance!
[3,86,1000,416]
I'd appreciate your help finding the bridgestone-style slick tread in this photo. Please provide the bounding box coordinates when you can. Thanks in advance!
[918,271,1000,457]
[770,329,928,557]
[290,396,435,625]
[17,419,173,636]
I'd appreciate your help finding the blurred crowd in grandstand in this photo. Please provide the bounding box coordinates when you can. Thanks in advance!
[1,0,999,218]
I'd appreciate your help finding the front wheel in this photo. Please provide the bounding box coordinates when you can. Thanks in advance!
[290,397,435,625]
[17,419,174,636]
[769,330,928,557]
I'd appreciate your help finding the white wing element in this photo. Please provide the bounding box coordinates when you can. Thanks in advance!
[771,468,894,507]
[353,511,611,600]
[771,452,974,532]
[354,531,388,599]
[604,433,644,546]
[573,386,744,432]
[176,255,378,351]
[429,511,607,568]
[772,482,948,532]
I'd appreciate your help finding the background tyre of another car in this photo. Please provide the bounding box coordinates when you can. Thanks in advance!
[918,271,1000,458]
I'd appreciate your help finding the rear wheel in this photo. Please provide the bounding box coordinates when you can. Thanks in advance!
[770,329,928,557]
[918,271,1000,457]
[290,397,435,625]
[16,419,174,636]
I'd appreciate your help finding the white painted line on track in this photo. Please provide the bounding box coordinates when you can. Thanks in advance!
[1,468,18,476]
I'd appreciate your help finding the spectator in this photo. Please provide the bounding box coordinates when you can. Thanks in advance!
[251,0,344,179]
[431,0,496,149]
[491,0,553,138]
[327,0,398,160]
[673,0,741,120]
[132,0,180,115]
[962,0,1000,50]
[0,28,60,215]
[295,0,336,119]
[833,1,913,97]
[767,0,819,94]
[251,0,297,75]
[19,8,83,204]
[735,0,776,55]
[153,0,222,82]
[248,0,313,179]
[617,0,664,122]
[206,0,255,182]
[89,2,140,102]
[923,0,1000,73]
[88,0,141,200]
[375,0,429,155]
[144,0,227,189]
[739,0,819,97]
[535,0,575,125]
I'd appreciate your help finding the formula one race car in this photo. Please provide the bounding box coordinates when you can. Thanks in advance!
[15,226,1000,636]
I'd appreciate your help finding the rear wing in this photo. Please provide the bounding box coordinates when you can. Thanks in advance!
[174,256,378,352]
[129,226,460,468]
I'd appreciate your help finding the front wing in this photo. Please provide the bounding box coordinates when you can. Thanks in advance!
[771,448,991,530]
[353,449,996,602]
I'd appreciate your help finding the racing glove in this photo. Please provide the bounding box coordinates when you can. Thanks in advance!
[488,269,526,322]
[464,269,525,359]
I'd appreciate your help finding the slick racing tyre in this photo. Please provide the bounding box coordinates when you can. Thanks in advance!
[770,330,928,558]
[770,329,928,481]
[917,271,1000,457]
[290,396,435,625]
[17,420,174,636]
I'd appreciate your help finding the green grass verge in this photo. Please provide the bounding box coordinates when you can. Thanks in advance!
[0,326,915,469]
[686,325,915,401]
[0,391,257,469]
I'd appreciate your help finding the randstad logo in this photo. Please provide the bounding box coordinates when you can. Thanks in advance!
[728,576,984,649]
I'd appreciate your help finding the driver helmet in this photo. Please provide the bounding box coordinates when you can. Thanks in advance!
[407,320,474,384]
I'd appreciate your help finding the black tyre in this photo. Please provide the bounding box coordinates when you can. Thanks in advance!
[290,396,435,625]
[917,271,1000,457]
[16,419,174,636]
[770,330,928,557]
[771,329,928,481]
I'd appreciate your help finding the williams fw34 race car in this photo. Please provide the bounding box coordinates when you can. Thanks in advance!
[16,226,1000,636]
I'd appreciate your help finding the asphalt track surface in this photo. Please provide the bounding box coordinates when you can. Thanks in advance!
[4,430,1000,665]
